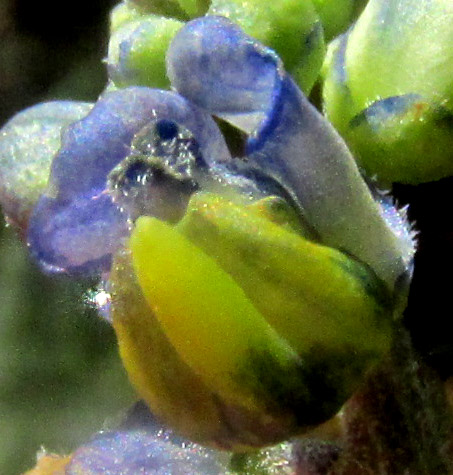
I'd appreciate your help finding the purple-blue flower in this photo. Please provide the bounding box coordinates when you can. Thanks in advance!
[0,14,421,472]
[26,88,232,274]
[19,16,412,290]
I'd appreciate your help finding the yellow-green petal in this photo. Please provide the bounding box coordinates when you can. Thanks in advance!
[130,215,301,412]
[177,192,393,358]
[110,249,227,443]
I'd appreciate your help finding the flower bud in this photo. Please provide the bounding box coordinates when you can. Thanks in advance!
[108,14,184,89]
[0,102,92,233]
[323,0,453,184]
[0,14,415,455]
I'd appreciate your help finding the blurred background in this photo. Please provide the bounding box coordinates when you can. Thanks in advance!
[0,1,136,473]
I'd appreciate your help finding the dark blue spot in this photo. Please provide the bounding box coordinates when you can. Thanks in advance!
[155,120,179,140]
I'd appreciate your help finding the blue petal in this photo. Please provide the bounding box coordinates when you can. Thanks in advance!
[50,87,231,200]
[167,16,413,288]
[349,94,424,131]
[167,16,283,131]
[28,192,129,274]
[28,87,232,274]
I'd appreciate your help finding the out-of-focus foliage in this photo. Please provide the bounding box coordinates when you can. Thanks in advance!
[0,2,137,474]
[0,221,136,475]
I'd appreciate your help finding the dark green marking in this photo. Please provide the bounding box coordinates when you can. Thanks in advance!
[236,344,381,428]
[330,249,394,316]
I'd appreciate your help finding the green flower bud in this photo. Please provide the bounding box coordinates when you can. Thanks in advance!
[0,101,92,232]
[110,2,146,32]
[108,14,184,89]
[323,0,453,184]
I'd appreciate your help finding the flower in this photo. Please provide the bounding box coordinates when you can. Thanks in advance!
[25,87,233,274]
[1,15,414,453]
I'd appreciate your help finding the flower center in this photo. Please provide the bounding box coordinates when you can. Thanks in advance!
[107,120,206,223]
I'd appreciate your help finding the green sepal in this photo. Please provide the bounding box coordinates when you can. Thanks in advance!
[110,248,229,445]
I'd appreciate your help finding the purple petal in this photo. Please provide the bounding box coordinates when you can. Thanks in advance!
[167,16,282,131]
[27,192,129,274]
